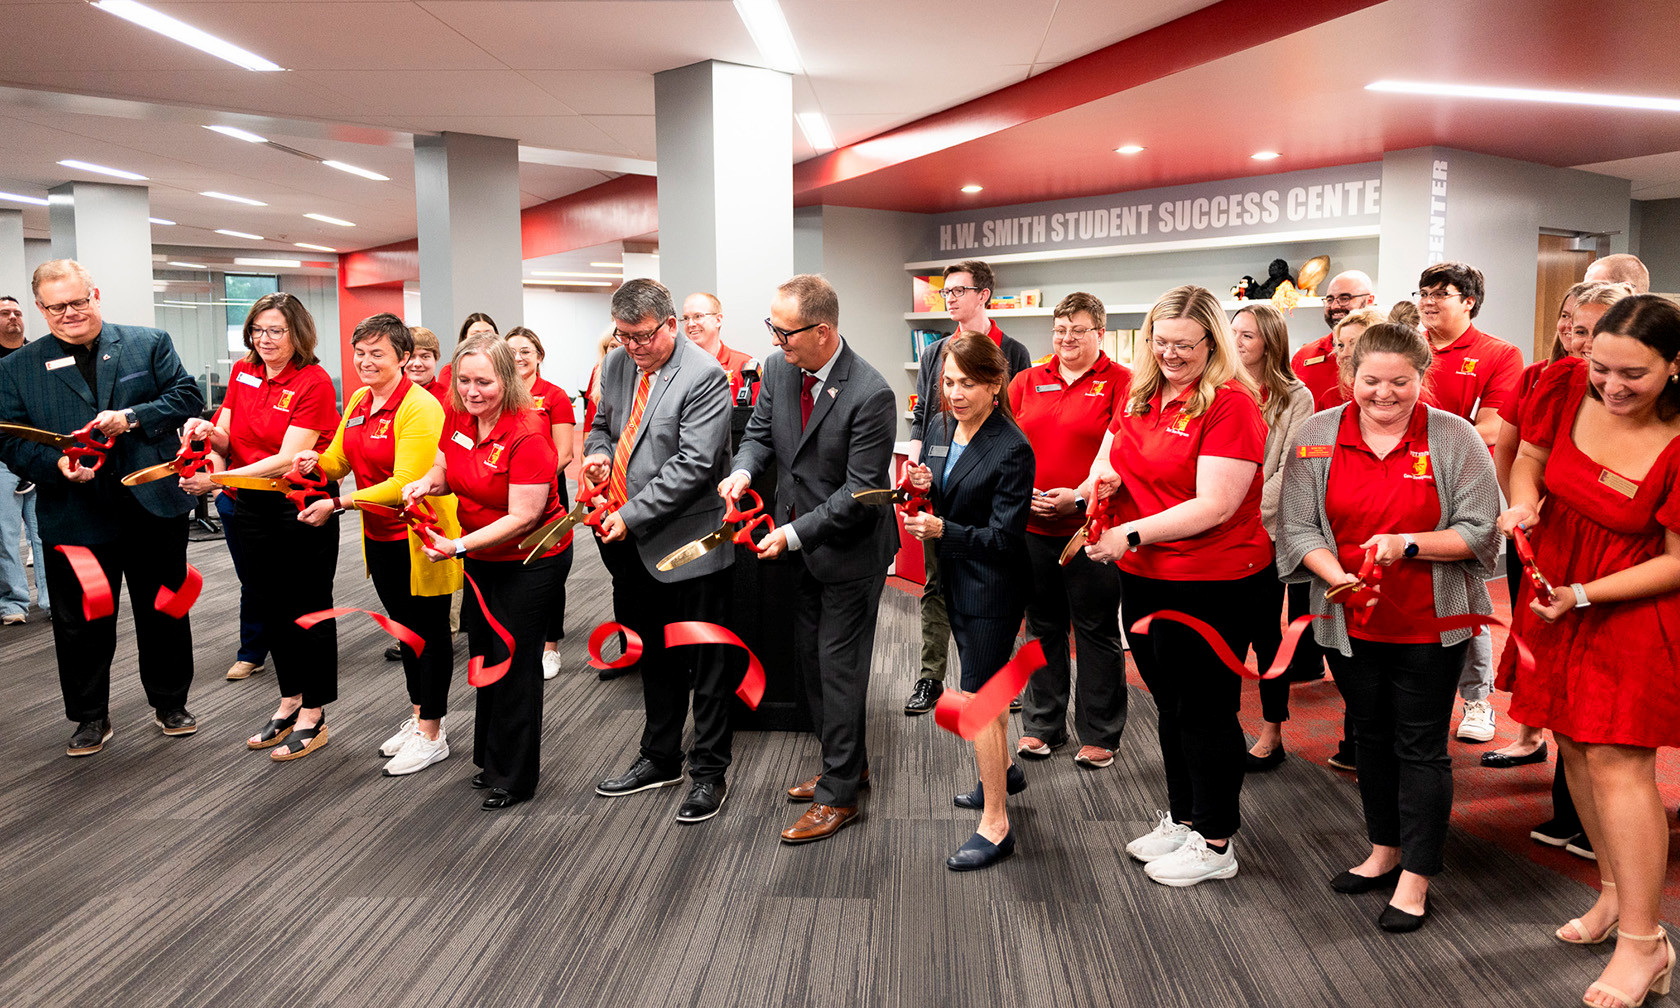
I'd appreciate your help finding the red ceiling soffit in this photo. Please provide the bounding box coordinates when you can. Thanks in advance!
[521,174,659,260]
[342,239,419,288]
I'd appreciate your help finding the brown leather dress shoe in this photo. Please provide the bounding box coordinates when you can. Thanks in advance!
[780,803,859,844]
[785,767,870,802]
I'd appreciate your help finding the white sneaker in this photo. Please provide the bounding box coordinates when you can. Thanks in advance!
[542,651,561,680]
[379,716,418,757]
[383,732,450,776]
[1457,698,1497,742]
[1143,832,1238,887]
[1126,812,1194,863]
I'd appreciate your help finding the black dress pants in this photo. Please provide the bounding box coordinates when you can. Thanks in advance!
[597,534,733,782]
[43,500,193,722]
[229,492,339,708]
[1019,531,1126,749]
[792,554,887,807]
[365,536,454,720]
[464,554,558,798]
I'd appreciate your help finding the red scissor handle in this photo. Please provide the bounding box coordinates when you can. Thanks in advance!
[65,419,115,474]
[724,488,777,553]
[1511,526,1554,599]
[1086,493,1116,540]
[896,470,931,516]
[279,459,330,512]
[174,435,211,478]
[577,473,612,528]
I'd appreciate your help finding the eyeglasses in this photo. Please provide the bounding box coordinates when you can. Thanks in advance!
[1052,324,1103,339]
[764,318,820,343]
[1413,289,1466,303]
[1323,293,1371,307]
[612,318,669,346]
[39,297,92,317]
[1151,335,1209,355]
[680,312,719,324]
[941,285,985,301]
[250,326,290,341]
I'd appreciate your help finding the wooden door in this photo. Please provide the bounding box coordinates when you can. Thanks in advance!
[1534,234,1595,360]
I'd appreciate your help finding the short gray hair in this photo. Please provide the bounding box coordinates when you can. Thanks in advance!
[32,259,94,298]
[612,278,674,327]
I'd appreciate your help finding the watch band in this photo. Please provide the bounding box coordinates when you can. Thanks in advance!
[453,538,468,558]
[1571,582,1590,608]
[1401,533,1418,559]
[1124,523,1142,551]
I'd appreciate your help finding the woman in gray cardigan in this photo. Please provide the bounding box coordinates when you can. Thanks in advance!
[1275,322,1499,932]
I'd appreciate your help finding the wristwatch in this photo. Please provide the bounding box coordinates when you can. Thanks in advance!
[1571,582,1591,608]
[453,538,468,558]
[1123,522,1142,551]
[121,408,138,429]
[1401,533,1419,559]
[1074,495,1087,511]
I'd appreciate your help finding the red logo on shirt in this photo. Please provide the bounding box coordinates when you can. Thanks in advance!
[1405,450,1434,480]
[485,443,505,467]
[1088,379,1107,396]
[372,417,391,439]
[1457,358,1479,375]
[275,390,294,410]
[532,396,545,410]
[1166,412,1192,437]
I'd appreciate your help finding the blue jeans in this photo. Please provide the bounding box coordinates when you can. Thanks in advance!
[214,490,267,664]
[0,466,48,615]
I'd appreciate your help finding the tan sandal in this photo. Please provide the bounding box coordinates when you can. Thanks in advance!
[1585,929,1673,1008]
[1559,881,1618,945]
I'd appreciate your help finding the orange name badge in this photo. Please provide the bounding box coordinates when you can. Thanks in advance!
[1303,354,1327,367]
[1296,444,1333,459]
[1599,468,1639,499]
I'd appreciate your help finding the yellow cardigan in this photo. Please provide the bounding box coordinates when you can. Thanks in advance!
[317,383,463,597]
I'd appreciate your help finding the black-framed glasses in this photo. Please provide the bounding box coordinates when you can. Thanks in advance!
[39,297,92,317]
[250,326,290,341]
[613,317,669,346]
[1323,293,1371,307]
[1413,289,1466,303]
[941,285,985,300]
[764,318,820,343]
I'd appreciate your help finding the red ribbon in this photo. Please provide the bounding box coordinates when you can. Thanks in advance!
[295,607,425,655]
[154,565,202,618]
[587,621,643,670]
[55,545,114,621]
[463,572,516,687]
[664,621,767,708]
[934,639,1047,740]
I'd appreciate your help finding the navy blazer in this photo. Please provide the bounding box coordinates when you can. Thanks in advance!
[0,323,204,544]
[926,408,1034,617]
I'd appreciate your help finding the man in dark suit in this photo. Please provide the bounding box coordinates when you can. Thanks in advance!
[0,259,203,756]
[584,278,737,824]
[721,274,898,844]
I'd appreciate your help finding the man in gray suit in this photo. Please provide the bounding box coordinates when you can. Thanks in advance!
[584,278,737,824]
[721,274,898,844]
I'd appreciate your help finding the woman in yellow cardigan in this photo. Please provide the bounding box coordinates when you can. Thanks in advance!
[296,313,463,776]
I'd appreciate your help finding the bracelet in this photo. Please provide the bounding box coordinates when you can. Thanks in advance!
[1571,582,1591,609]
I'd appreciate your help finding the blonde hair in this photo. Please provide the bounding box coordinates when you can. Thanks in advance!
[1231,302,1293,426]
[589,328,617,405]
[1129,285,1257,418]
[450,334,532,418]
[1335,307,1388,391]
[409,326,440,357]
[31,259,95,298]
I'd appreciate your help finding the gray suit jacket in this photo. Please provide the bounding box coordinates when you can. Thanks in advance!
[731,340,898,584]
[585,333,733,582]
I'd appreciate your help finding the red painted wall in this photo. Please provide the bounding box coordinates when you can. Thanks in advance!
[335,264,404,399]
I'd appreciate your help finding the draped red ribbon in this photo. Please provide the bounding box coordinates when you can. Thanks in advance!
[934,639,1047,740]
[154,565,202,619]
[54,545,113,621]
[462,572,516,687]
[587,621,643,671]
[296,607,425,655]
[665,621,767,709]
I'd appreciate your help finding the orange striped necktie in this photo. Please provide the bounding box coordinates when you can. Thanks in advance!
[608,372,652,507]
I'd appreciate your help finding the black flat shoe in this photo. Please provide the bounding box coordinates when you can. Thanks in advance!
[482,788,531,810]
[946,830,1015,871]
[66,718,113,757]
[1481,742,1548,768]
[1245,747,1286,772]
[1331,865,1402,894]
[247,711,298,750]
[954,764,1026,809]
[1378,902,1428,932]
[384,644,402,662]
[154,707,198,736]
[470,772,489,789]
[904,677,942,715]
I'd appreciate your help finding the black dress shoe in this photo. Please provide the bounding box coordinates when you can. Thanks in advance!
[470,772,489,789]
[1245,747,1286,772]
[481,788,531,810]
[596,756,683,796]
[154,707,198,736]
[1481,741,1548,768]
[384,644,402,662]
[953,763,1026,809]
[904,677,943,715]
[1327,743,1357,771]
[1331,865,1402,894]
[676,781,728,823]
[66,718,112,757]
[597,664,635,682]
[1378,902,1428,932]
[946,830,1015,871]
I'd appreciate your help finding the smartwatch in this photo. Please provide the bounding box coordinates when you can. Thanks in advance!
[1074,495,1087,512]
[453,538,468,558]
[1123,522,1142,551]
[122,408,138,429]
[1571,582,1591,609]
[1401,533,1419,559]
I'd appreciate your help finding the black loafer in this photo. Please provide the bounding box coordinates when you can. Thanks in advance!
[470,772,490,790]
[384,644,402,662]
[596,755,683,797]
[953,763,1026,809]
[946,830,1015,871]
[676,781,728,823]
[904,677,943,715]
[1331,865,1402,894]
[66,718,113,757]
[154,707,198,736]
[1481,742,1548,768]
[1327,744,1357,771]
[1245,747,1285,772]
[481,788,531,810]
[1378,902,1428,933]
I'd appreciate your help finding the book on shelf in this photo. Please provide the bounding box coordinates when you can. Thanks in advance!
[909,329,942,362]
[912,275,946,313]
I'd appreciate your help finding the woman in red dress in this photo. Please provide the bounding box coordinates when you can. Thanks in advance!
[506,326,577,679]
[1500,294,1680,1008]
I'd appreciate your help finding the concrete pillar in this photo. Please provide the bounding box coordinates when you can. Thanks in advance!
[47,181,154,326]
[0,210,25,307]
[654,60,792,358]
[413,132,524,343]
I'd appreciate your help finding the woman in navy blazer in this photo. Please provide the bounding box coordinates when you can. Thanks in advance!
[906,331,1034,871]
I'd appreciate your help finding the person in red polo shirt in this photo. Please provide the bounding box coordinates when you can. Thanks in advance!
[507,326,577,680]
[1414,262,1522,746]
[405,326,450,403]
[1007,292,1130,770]
[1083,285,1271,889]
[683,293,760,407]
[180,292,342,761]
[1276,321,1499,933]
[1292,270,1377,412]
[404,334,565,811]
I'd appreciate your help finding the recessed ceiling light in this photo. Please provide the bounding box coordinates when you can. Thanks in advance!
[321,160,390,182]
[149,217,177,225]
[204,124,268,143]
[0,192,50,206]
[91,1,285,71]
[58,159,148,181]
[588,262,625,269]
[166,262,207,269]
[294,242,337,253]
[1250,151,1281,161]
[795,111,836,152]
[732,0,803,74]
[1114,144,1146,155]
[524,279,615,287]
[531,271,622,279]
[215,229,264,240]
[303,213,355,227]
[202,191,267,206]
[960,184,984,193]
[233,257,300,268]
[1365,79,1680,112]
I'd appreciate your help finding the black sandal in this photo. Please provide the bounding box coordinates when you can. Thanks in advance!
[247,711,299,750]
[271,719,328,761]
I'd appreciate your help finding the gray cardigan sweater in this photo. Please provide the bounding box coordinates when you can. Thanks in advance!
[1259,379,1317,537]
[1274,404,1501,656]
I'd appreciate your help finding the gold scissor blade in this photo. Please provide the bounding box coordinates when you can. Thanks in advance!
[851,488,904,506]
[518,506,584,551]
[120,460,182,486]
[655,528,732,572]
[209,474,287,492]
[521,514,581,566]
[0,422,71,447]
[1058,524,1090,566]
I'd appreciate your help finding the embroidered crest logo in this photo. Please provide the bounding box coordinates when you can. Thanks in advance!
[372,417,392,439]
[485,443,505,467]
[532,396,544,410]
[1406,450,1434,480]
[1457,358,1479,375]
[1089,380,1107,395]
[275,390,294,410]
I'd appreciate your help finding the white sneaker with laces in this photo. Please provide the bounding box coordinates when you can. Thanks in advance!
[383,731,450,776]
[1457,698,1497,742]
[379,716,418,757]
[542,651,561,680]
[1126,812,1194,863]
[1143,832,1238,887]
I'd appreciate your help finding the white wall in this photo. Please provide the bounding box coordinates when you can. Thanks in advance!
[521,287,615,401]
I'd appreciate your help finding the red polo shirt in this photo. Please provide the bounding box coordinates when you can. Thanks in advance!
[1322,402,1442,643]
[1292,333,1346,411]
[529,376,577,434]
[224,358,340,468]
[1106,381,1271,580]
[1424,323,1523,422]
[1009,353,1131,537]
[341,379,414,541]
[440,407,562,562]
[1497,359,1550,428]
[713,343,760,406]
[420,375,449,404]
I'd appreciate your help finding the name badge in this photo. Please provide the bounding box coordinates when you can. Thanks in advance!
[928,445,949,458]
[45,357,75,371]
[1303,354,1327,366]
[236,371,263,388]
[345,415,366,428]
[1599,468,1639,499]
[452,431,474,450]
[1035,383,1060,393]
[1296,445,1333,459]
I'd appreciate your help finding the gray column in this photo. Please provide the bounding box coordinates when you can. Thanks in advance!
[414,132,524,346]
[655,60,791,356]
[0,210,25,305]
[47,181,154,326]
